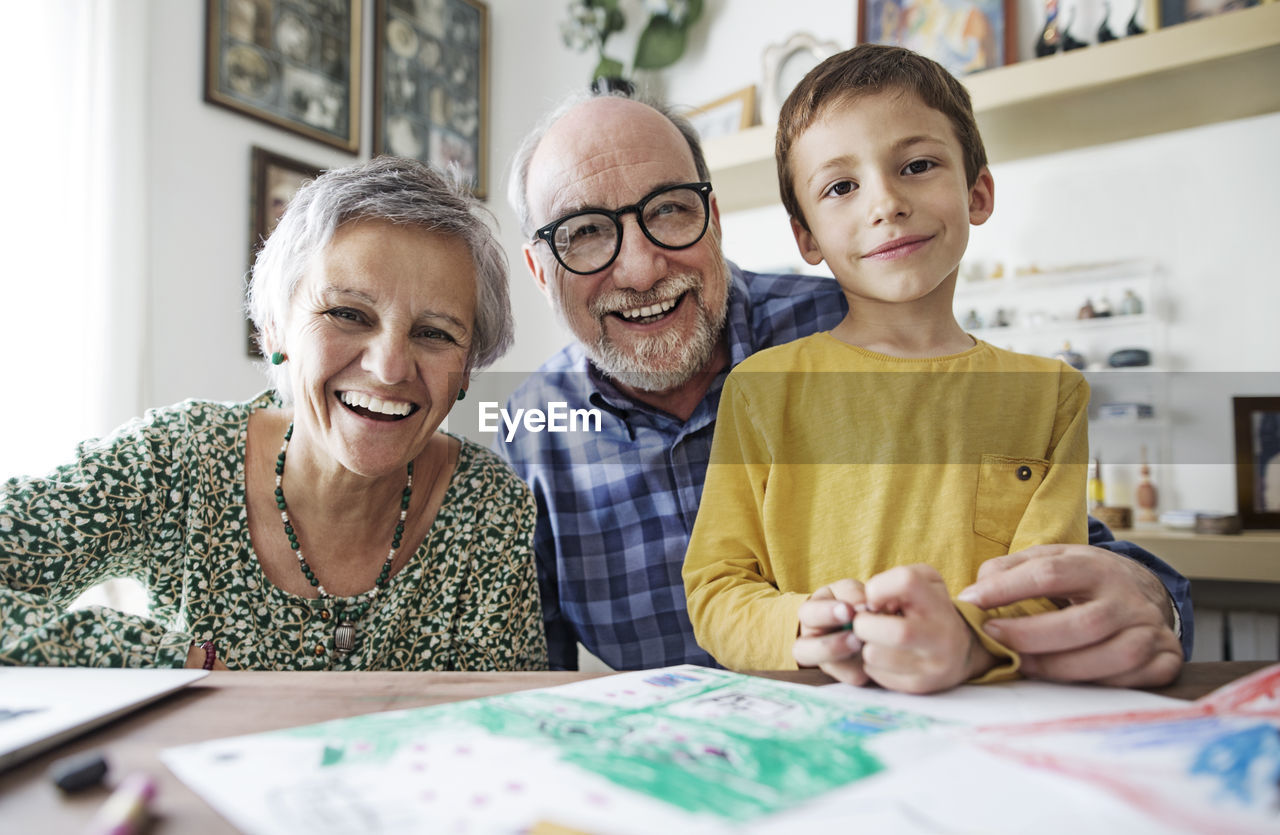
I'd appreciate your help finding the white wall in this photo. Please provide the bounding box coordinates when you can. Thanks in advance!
[134,1,1277,513]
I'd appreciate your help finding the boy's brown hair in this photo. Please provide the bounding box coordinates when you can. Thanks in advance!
[776,43,988,231]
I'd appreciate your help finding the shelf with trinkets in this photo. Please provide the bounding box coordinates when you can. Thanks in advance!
[953,258,1172,497]
[703,4,1280,213]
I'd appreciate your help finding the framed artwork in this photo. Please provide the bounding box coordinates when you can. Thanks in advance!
[374,0,489,197]
[761,33,841,123]
[245,146,322,356]
[1159,0,1259,27]
[1233,396,1280,529]
[684,87,757,141]
[204,0,362,153]
[857,0,1016,77]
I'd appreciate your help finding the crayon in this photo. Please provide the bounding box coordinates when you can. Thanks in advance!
[86,772,156,835]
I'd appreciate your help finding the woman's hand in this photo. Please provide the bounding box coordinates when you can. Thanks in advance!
[793,579,869,685]
[854,565,996,694]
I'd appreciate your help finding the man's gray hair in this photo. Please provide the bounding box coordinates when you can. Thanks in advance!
[246,156,513,400]
[506,89,713,237]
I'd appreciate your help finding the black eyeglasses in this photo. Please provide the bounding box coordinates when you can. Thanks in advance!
[532,182,713,275]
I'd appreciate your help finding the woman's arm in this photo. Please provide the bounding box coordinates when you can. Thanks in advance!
[0,419,194,667]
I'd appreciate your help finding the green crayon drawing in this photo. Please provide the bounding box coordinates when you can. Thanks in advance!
[282,668,938,821]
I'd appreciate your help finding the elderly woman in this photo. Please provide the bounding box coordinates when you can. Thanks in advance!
[0,157,547,671]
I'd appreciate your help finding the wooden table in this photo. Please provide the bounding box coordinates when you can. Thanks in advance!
[0,662,1268,833]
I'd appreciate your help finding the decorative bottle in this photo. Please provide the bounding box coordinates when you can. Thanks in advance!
[1088,456,1105,511]
[1136,446,1158,522]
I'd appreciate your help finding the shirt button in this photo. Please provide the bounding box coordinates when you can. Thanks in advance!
[1016,465,1032,481]
[314,645,326,656]
[319,609,331,620]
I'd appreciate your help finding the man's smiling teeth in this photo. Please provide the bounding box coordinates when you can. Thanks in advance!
[340,391,413,416]
[618,297,677,322]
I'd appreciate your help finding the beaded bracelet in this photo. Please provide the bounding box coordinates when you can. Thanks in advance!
[200,640,217,671]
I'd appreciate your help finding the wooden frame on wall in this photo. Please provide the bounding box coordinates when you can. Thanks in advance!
[373,0,490,197]
[245,146,322,356]
[1233,396,1280,529]
[204,0,362,154]
[857,0,1016,76]
[684,87,757,141]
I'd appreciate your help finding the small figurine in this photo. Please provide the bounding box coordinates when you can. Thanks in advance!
[1062,6,1088,50]
[1126,0,1146,36]
[961,309,984,330]
[1054,341,1086,370]
[1078,298,1097,319]
[1136,445,1158,522]
[1094,295,1114,317]
[1098,1,1118,42]
[1119,288,1144,315]
[1036,0,1062,57]
[993,308,1012,328]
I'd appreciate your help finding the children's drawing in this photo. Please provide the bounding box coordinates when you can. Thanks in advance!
[975,665,1280,835]
[161,664,1280,835]
[163,666,942,834]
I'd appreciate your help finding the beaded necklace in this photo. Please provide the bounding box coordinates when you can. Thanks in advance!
[274,422,413,655]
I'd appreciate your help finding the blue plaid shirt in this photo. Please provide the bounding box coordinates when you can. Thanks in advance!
[497,264,1193,670]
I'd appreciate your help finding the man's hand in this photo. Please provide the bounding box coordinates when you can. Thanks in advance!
[793,579,869,686]
[958,544,1182,688]
[854,565,994,694]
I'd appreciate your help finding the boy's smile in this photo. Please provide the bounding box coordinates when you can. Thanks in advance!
[788,88,994,313]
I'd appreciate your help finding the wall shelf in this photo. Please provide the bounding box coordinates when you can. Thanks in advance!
[704,4,1280,213]
[1119,528,1280,583]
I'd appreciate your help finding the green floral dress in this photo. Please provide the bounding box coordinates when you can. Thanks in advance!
[0,393,548,671]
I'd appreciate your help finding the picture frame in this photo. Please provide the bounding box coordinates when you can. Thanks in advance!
[761,33,841,124]
[1232,396,1280,529]
[245,146,322,356]
[1159,0,1259,28]
[684,87,757,141]
[204,0,362,153]
[373,0,490,197]
[857,0,1016,77]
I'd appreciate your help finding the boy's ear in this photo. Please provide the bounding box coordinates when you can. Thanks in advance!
[790,217,826,266]
[968,167,995,226]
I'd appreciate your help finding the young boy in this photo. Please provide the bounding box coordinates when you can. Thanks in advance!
[682,44,1089,694]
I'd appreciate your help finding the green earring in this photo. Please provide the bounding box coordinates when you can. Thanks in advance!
[457,389,466,401]
[270,351,285,366]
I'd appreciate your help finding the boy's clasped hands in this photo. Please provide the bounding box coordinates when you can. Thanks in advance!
[793,565,998,694]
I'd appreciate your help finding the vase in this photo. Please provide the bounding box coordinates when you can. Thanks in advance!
[591,77,635,96]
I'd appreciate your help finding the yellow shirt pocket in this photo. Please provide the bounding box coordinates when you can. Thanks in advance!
[973,454,1049,547]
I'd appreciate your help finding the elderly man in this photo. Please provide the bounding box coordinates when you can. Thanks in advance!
[499,91,1190,686]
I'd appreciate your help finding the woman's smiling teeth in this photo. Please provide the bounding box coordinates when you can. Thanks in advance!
[616,295,679,324]
[339,391,416,420]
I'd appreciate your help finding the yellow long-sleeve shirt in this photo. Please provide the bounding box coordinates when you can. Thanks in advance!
[683,334,1089,676]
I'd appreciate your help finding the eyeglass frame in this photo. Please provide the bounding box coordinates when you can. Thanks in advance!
[531,181,714,276]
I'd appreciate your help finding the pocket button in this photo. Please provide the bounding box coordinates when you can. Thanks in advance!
[1016,465,1032,481]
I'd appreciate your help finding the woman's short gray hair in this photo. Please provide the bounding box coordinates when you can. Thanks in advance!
[506,89,712,237]
[246,156,513,399]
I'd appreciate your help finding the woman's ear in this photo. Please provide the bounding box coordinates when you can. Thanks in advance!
[791,217,826,266]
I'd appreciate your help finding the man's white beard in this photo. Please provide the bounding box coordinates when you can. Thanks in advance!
[591,302,721,392]
[575,267,729,394]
